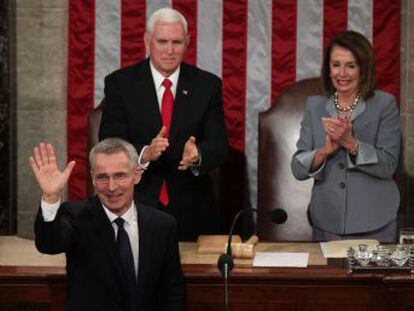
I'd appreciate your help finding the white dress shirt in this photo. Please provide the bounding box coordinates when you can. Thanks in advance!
[137,62,180,169]
[149,61,180,107]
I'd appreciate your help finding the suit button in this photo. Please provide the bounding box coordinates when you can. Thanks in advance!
[338,163,345,169]
[339,182,346,189]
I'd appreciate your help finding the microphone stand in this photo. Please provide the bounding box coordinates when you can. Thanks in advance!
[217,207,287,311]
[217,208,259,311]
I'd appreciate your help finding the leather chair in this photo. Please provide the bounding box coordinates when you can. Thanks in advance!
[257,77,323,241]
[87,100,104,195]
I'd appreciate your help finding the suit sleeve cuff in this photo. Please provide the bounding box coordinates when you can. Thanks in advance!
[347,140,378,168]
[295,150,325,180]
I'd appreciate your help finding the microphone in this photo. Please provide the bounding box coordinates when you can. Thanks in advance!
[217,208,287,277]
[217,208,287,311]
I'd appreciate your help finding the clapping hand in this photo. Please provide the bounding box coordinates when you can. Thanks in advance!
[178,136,199,170]
[321,115,354,150]
[29,143,76,204]
[141,126,169,163]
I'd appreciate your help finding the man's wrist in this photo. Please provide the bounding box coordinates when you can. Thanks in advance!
[42,194,61,204]
[140,146,150,164]
[138,146,150,170]
[194,146,202,167]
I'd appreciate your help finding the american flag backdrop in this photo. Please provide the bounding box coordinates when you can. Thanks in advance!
[67,0,400,221]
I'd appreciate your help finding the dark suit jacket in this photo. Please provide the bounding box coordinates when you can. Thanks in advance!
[99,59,229,239]
[34,197,186,311]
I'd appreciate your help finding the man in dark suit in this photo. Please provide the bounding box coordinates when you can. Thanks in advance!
[30,138,186,311]
[99,8,229,240]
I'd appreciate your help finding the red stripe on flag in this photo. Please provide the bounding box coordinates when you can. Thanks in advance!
[271,0,297,104]
[373,0,401,101]
[173,0,197,65]
[121,0,146,67]
[220,0,248,231]
[222,0,247,153]
[323,0,347,53]
[67,0,95,200]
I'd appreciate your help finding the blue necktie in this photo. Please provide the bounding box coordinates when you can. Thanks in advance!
[114,218,137,310]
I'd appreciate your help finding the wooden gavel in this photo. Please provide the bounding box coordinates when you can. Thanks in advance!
[225,235,259,259]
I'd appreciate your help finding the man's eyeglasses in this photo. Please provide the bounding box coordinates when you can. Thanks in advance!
[92,172,131,185]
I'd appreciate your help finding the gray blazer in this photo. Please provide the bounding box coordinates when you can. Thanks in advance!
[291,90,400,235]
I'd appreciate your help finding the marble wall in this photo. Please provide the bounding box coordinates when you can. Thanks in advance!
[400,0,414,226]
[14,0,68,237]
[0,0,12,234]
[8,0,414,237]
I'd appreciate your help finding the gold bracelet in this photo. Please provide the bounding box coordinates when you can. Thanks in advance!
[349,140,359,156]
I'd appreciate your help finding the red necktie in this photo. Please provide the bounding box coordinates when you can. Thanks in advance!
[159,79,174,206]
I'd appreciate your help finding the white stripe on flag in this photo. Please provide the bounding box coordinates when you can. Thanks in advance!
[246,0,272,210]
[197,0,223,78]
[146,0,172,21]
[94,0,121,107]
[348,0,373,42]
[296,0,323,81]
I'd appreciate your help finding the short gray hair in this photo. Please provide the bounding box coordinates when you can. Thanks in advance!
[146,7,188,37]
[89,138,138,171]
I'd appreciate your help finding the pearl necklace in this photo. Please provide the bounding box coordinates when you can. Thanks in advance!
[334,92,360,112]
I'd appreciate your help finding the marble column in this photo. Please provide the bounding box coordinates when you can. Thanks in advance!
[0,0,12,234]
[14,0,68,237]
[399,0,414,226]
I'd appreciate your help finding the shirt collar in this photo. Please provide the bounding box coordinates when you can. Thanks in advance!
[149,61,180,90]
[102,201,137,226]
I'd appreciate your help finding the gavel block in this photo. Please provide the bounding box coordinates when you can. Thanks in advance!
[197,235,242,254]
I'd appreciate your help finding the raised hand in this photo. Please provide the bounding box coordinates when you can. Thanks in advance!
[178,136,199,170]
[29,143,76,203]
[141,126,169,163]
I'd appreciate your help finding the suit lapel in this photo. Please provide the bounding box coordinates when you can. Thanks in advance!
[137,205,152,296]
[325,95,337,117]
[136,59,163,134]
[170,64,194,143]
[89,197,123,283]
[351,97,366,122]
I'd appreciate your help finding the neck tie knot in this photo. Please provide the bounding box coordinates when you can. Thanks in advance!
[163,78,172,89]
[114,217,125,228]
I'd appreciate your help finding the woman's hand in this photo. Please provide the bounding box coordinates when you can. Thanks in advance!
[322,116,356,151]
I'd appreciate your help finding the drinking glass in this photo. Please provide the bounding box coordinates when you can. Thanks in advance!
[399,228,414,246]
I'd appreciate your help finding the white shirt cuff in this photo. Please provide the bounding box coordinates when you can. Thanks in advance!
[138,146,150,170]
[41,198,61,222]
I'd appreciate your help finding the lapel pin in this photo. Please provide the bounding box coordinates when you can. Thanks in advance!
[182,90,189,96]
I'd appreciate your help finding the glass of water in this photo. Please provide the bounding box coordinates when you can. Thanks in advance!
[399,228,414,246]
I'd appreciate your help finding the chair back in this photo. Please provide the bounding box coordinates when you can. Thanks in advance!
[87,101,104,195]
[257,77,323,241]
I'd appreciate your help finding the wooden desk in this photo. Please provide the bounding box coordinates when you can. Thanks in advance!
[1,237,414,310]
